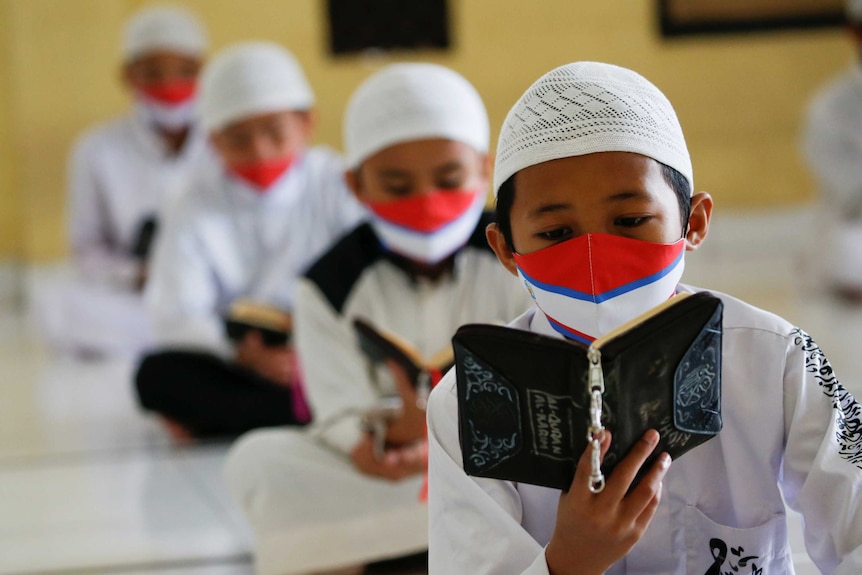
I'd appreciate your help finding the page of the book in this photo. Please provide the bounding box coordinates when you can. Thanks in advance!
[224,300,292,346]
[454,291,723,491]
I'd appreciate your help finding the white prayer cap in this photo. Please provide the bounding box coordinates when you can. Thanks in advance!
[847,0,862,23]
[122,4,207,62]
[199,42,315,132]
[494,62,693,196]
[344,63,489,168]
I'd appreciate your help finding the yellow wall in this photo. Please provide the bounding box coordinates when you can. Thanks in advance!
[0,0,23,259]
[0,0,854,260]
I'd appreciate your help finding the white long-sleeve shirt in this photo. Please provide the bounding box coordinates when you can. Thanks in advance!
[145,146,364,356]
[68,110,210,286]
[294,219,533,455]
[428,286,862,574]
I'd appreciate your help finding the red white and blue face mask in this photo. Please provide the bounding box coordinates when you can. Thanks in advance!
[228,155,295,193]
[513,233,686,344]
[367,188,485,264]
[135,80,198,131]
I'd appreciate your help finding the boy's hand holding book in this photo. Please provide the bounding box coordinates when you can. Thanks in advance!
[453,291,722,572]
[351,360,429,480]
[235,330,298,387]
[225,300,297,386]
[383,359,429,446]
[350,433,428,482]
[545,429,670,575]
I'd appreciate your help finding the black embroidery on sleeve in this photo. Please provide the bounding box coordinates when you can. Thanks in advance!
[791,328,862,468]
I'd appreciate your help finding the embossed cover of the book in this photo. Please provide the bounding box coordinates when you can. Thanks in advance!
[454,291,723,491]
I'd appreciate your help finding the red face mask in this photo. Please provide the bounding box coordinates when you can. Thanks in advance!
[366,189,478,233]
[138,80,197,106]
[228,156,295,192]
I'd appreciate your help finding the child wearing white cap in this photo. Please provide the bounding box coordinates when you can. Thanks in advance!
[35,3,211,357]
[802,0,862,301]
[135,41,363,438]
[427,62,862,574]
[223,63,531,574]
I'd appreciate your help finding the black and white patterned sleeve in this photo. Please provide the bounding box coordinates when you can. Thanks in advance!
[782,328,862,573]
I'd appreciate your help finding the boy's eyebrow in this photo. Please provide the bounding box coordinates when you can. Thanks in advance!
[605,190,650,202]
[527,190,651,218]
[528,203,574,218]
[378,169,412,180]
[433,161,464,176]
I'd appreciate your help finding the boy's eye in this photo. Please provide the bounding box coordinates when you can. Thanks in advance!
[537,227,572,241]
[385,186,412,197]
[614,216,649,227]
[437,179,462,190]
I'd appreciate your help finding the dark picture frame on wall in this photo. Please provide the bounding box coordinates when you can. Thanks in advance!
[326,0,450,55]
[659,0,846,37]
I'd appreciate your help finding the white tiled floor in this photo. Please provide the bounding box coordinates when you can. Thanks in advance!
[1,206,861,574]
[0,308,253,574]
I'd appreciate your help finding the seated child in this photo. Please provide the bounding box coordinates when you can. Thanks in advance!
[36,4,210,357]
[136,42,363,438]
[224,63,532,574]
[427,62,862,574]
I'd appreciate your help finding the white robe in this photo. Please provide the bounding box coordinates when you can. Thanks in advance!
[802,64,862,289]
[427,286,862,574]
[33,111,210,357]
[144,146,364,358]
[224,223,533,574]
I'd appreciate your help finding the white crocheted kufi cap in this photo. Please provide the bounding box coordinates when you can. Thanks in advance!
[847,0,862,23]
[199,41,315,132]
[122,4,207,62]
[493,62,693,196]
[344,63,489,169]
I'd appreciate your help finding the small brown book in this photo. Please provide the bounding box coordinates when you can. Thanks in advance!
[353,317,454,393]
[224,300,292,346]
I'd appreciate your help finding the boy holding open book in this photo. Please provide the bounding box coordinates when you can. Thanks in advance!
[224,63,530,574]
[427,62,862,574]
[136,42,363,438]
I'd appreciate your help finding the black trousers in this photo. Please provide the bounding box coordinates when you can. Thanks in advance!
[135,350,304,437]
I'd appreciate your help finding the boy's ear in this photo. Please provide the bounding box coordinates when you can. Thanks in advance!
[685,191,713,251]
[208,131,226,158]
[295,109,317,145]
[301,109,317,135]
[120,62,136,90]
[486,223,519,277]
[480,152,493,181]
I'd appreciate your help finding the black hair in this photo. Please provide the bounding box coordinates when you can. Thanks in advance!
[494,162,692,252]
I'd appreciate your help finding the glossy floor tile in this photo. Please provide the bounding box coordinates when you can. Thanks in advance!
[0,306,253,574]
[0,451,249,574]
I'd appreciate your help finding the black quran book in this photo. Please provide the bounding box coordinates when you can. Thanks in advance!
[353,317,454,390]
[130,216,158,261]
[224,300,292,347]
[454,291,723,491]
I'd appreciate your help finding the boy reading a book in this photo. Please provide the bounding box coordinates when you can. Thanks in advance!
[34,4,210,358]
[427,62,862,574]
[135,42,363,438]
[224,63,531,574]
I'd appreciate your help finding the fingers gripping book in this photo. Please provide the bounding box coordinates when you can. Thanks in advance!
[454,291,723,491]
